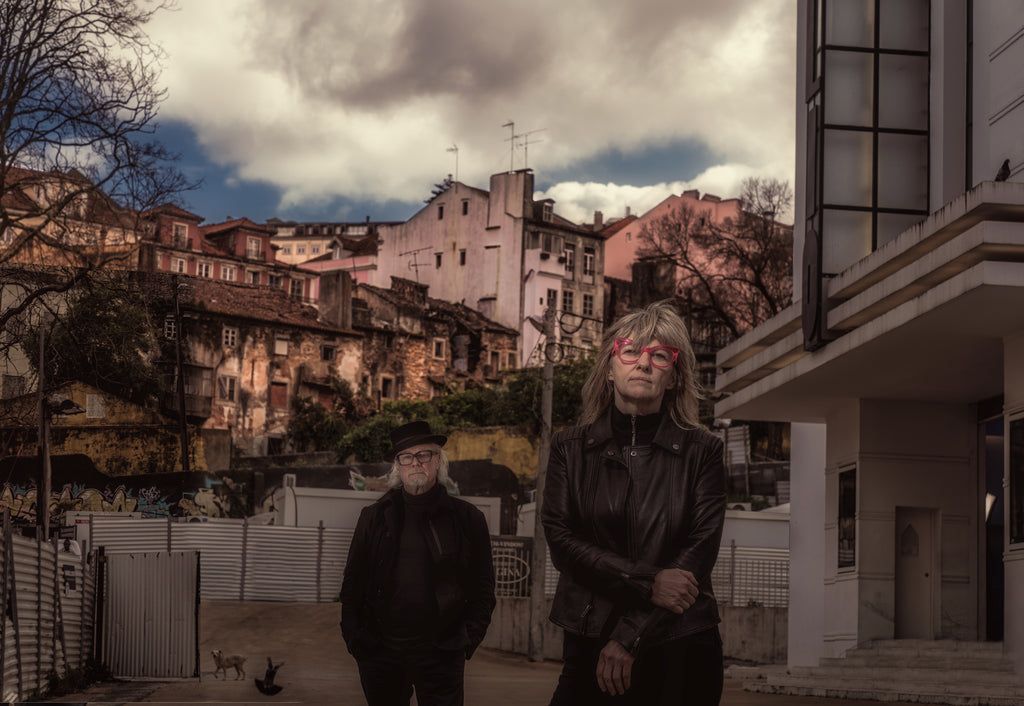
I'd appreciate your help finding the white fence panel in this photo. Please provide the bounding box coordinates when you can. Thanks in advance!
[90,517,168,554]
[319,528,352,602]
[244,526,321,602]
[711,546,789,608]
[86,517,353,603]
[0,527,98,704]
[82,516,792,607]
[173,524,244,601]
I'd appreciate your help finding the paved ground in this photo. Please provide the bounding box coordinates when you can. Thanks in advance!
[42,601,929,705]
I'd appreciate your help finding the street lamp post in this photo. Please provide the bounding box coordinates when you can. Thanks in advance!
[37,331,85,540]
[173,275,191,472]
[529,306,555,662]
[37,330,50,539]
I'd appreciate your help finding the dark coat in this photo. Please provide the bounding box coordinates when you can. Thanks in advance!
[340,486,496,659]
[542,410,726,656]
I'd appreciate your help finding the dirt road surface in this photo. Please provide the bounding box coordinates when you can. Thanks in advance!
[45,601,925,705]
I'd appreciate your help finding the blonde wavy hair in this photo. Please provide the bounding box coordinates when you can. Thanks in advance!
[579,300,704,429]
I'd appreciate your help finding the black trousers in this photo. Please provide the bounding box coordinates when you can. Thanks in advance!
[356,643,465,706]
[549,627,724,706]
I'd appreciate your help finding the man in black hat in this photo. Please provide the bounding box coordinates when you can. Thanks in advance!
[340,420,496,706]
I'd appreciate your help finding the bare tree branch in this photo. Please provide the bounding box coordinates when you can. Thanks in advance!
[638,177,794,339]
[0,0,192,376]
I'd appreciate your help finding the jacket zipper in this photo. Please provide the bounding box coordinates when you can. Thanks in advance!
[580,602,592,633]
[625,422,637,560]
[428,519,444,555]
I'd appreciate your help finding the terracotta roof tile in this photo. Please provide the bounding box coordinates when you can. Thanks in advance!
[140,271,352,333]
[200,218,276,237]
[357,280,518,336]
[144,203,203,222]
[598,215,638,238]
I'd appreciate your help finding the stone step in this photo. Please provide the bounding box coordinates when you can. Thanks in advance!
[745,679,1024,706]
[737,641,1024,706]
[849,640,1006,659]
[818,655,1017,672]
[785,665,1024,687]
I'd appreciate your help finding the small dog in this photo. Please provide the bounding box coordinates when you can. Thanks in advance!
[211,650,246,680]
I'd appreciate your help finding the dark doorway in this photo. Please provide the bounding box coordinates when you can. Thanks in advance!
[984,416,1004,641]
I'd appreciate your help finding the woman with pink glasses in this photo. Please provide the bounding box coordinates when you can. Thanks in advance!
[542,300,727,705]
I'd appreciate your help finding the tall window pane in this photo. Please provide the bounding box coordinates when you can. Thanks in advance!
[1009,418,1024,544]
[838,467,857,567]
[824,50,874,126]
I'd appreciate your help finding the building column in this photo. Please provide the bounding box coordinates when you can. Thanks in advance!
[788,422,826,667]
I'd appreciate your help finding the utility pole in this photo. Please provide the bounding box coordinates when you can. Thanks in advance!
[37,329,51,540]
[173,275,191,472]
[529,305,555,662]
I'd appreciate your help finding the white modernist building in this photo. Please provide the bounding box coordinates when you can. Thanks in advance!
[716,0,1024,673]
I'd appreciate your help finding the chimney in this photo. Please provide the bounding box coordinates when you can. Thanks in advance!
[625,206,631,218]
[594,211,603,230]
[319,271,353,329]
[488,170,534,228]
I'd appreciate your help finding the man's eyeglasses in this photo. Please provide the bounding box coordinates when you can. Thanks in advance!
[395,450,438,466]
[613,338,679,369]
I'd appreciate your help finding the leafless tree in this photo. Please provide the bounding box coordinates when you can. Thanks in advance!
[638,177,794,340]
[0,0,189,387]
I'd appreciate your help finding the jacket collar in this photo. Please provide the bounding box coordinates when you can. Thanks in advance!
[585,406,691,456]
[379,484,452,513]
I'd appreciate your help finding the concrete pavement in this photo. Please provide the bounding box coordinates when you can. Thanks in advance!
[44,601,934,705]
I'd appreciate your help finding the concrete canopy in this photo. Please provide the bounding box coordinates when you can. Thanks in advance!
[715,183,1024,423]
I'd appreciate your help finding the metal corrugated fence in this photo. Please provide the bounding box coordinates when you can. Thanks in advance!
[103,551,198,678]
[87,517,352,603]
[84,516,789,607]
[0,524,97,704]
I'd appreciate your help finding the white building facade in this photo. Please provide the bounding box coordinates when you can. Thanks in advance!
[371,171,603,367]
[716,0,1024,673]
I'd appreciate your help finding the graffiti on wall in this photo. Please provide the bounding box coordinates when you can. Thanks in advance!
[0,476,247,524]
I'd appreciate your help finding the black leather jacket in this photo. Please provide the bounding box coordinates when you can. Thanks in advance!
[340,487,496,659]
[542,409,726,656]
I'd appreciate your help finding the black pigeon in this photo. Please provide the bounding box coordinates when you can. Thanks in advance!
[255,656,285,696]
[996,158,1011,182]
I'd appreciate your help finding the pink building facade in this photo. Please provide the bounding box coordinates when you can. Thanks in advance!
[603,190,742,281]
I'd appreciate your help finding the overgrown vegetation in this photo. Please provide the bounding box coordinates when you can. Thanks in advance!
[21,277,168,407]
[286,353,597,463]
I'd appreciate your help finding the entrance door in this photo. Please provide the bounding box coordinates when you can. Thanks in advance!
[895,507,936,639]
[102,550,199,677]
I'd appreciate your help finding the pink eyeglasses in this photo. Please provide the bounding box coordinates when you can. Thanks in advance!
[612,338,679,369]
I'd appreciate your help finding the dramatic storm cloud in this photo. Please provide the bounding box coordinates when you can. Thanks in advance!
[147,0,794,223]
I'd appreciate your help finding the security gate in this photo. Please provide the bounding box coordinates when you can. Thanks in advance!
[100,550,199,677]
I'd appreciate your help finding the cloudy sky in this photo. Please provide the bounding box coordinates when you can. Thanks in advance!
[146,0,796,226]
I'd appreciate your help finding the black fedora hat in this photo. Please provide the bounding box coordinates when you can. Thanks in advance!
[384,420,447,461]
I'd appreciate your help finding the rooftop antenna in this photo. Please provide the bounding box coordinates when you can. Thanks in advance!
[446,144,459,182]
[521,128,546,170]
[400,245,433,284]
[502,120,515,172]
